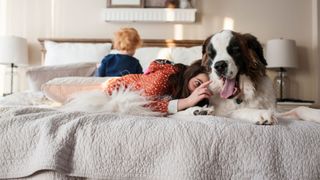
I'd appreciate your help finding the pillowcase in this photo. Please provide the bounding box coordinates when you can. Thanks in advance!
[133,47,173,71]
[42,77,112,103]
[171,46,202,65]
[26,63,97,91]
[44,41,112,65]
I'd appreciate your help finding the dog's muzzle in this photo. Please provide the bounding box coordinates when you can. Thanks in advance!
[214,60,228,77]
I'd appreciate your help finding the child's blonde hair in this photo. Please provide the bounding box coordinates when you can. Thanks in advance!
[113,27,142,53]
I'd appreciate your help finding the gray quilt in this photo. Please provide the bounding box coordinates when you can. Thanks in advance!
[0,106,320,180]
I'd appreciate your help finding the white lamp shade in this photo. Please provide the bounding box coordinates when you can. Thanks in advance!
[266,39,298,69]
[0,36,28,65]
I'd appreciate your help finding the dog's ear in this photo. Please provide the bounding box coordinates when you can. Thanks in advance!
[243,33,268,66]
[202,35,213,55]
[201,53,212,72]
[201,35,213,71]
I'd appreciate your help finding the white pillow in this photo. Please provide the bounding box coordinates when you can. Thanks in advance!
[134,47,173,71]
[26,63,97,91]
[42,77,112,103]
[44,41,112,65]
[171,46,202,65]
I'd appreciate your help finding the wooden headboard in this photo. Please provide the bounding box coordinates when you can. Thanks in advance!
[38,38,204,63]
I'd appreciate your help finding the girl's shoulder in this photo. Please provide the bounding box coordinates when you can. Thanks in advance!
[153,59,174,65]
[145,59,176,74]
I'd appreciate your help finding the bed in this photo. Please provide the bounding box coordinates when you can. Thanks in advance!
[0,38,320,180]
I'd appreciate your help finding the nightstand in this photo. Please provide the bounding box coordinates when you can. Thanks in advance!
[276,101,314,112]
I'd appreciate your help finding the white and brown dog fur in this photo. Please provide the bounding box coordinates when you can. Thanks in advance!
[179,30,320,125]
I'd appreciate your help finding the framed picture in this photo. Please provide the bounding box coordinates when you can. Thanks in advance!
[107,0,144,8]
[145,0,166,8]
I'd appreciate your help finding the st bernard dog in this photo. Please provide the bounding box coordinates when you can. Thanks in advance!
[196,30,320,125]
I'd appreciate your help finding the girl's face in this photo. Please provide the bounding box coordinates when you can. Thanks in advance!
[188,73,210,92]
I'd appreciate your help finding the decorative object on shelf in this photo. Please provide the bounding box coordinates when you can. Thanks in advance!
[165,0,179,8]
[104,8,197,22]
[107,0,144,8]
[145,0,166,8]
[266,38,298,101]
[179,0,192,8]
[0,36,28,96]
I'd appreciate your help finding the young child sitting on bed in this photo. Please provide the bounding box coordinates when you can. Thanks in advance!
[103,59,212,114]
[96,27,143,77]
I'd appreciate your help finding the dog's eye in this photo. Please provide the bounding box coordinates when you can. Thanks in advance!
[227,43,242,56]
[232,46,241,53]
[207,51,216,58]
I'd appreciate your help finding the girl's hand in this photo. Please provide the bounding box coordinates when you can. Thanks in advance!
[186,80,213,107]
[177,80,213,111]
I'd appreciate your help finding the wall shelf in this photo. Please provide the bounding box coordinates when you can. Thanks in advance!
[104,8,197,23]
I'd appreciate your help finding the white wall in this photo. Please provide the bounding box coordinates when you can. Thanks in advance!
[314,0,320,108]
[0,0,318,105]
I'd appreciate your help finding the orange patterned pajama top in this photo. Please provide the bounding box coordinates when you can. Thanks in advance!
[103,60,179,113]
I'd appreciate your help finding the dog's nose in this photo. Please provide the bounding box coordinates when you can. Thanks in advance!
[214,61,228,75]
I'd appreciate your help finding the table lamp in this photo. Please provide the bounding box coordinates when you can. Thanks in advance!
[266,38,298,101]
[0,36,28,96]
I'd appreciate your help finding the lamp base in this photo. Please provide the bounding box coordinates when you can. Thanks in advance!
[2,92,12,97]
[2,63,18,96]
[273,68,290,101]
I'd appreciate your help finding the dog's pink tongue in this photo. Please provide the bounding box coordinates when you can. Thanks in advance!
[220,78,236,99]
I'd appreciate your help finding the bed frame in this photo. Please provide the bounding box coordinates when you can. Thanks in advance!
[38,38,204,63]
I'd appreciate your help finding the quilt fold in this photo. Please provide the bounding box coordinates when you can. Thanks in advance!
[0,106,320,179]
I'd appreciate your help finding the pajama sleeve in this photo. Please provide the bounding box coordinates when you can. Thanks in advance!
[103,74,141,95]
[146,99,170,113]
[146,96,178,114]
[168,100,178,114]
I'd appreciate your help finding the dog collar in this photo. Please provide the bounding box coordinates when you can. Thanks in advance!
[235,98,243,104]
[234,76,244,105]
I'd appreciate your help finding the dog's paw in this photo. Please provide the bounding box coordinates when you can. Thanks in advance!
[255,110,277,125]
[170,106,214,117]
[193,106,214,116]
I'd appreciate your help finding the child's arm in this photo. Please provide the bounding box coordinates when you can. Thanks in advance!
[136,63,143,74]
[97,59,107,77]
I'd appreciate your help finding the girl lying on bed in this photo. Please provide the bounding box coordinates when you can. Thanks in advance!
[61,59,213,115]
[103,59,213,114]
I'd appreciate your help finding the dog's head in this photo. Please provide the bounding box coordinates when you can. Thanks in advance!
[202,30,267,99]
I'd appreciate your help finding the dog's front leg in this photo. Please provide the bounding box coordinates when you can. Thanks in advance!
[228,108,277,125]
[170,106,214,117]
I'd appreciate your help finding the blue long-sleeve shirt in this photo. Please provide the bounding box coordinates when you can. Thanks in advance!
[96,54,143,77]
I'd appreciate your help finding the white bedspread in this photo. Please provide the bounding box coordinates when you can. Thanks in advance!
[0,91,57,107]
[0,106,320,179]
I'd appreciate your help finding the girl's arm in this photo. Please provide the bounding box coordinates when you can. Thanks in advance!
[147,99,171,113]
[151,81,213,114]
[102,74,141,95]
[102,76,129,95]
[172,80,213,113]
